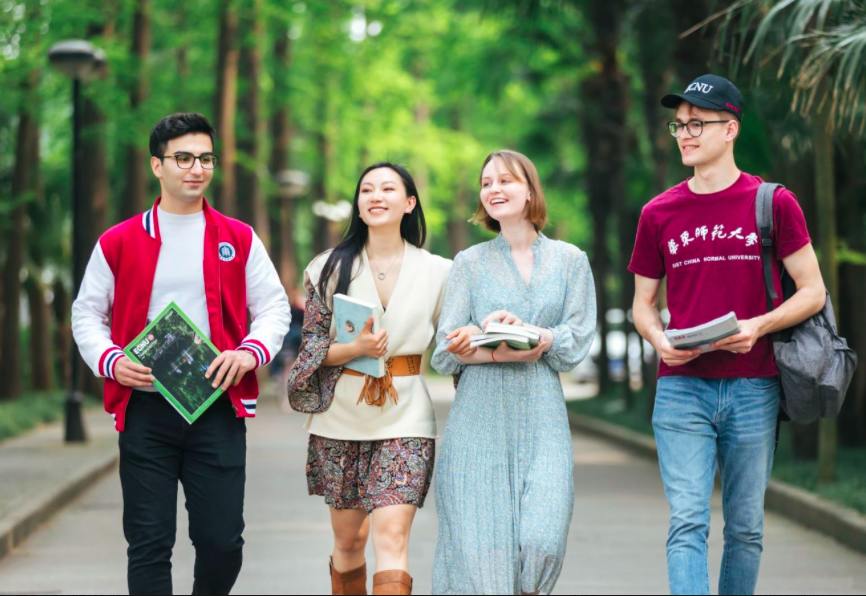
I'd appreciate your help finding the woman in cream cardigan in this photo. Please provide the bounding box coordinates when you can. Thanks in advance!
[289,162,451,596]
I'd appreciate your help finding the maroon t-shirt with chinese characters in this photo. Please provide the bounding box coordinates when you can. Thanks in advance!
[629,172,812,379]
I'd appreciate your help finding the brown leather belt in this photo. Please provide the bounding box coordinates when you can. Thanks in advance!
[343,355,423,408]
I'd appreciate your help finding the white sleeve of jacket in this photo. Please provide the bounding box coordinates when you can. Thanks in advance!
[236,232,291,368]
[71,243,125,380]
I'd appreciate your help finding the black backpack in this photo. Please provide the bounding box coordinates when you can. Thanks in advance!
[756,182,858,424]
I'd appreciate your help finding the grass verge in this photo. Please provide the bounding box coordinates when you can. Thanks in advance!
[0,391,97,441]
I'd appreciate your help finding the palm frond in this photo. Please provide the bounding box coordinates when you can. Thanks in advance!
[795,12,866,131]
[710,0,865,132]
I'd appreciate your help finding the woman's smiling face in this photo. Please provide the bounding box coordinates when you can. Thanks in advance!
[357,167,416,229]
[479,157,531,225]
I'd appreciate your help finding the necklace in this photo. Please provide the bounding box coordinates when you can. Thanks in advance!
[370,250,401,281]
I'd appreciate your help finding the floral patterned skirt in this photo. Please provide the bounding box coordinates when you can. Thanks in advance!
[306,434,435,513]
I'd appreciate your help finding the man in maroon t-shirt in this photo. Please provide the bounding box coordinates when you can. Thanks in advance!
[630,75,826,595]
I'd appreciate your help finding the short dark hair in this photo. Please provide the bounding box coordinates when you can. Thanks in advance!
[149,113,216,158]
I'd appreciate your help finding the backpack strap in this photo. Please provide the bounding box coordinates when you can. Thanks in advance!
[756,182,784,312]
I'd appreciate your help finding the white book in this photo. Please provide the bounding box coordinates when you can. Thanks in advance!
[665,312,741,353]
[484,323,541,340]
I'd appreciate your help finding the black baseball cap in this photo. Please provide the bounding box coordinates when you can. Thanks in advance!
[661,74,744,120]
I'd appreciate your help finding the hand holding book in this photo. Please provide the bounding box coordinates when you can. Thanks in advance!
[352,317,389,360]
[114,357,156,388]
[653,330,702,368]
[490,337,548,363]
[708,318,762,355]
[205,350,257,391]
[446,325,483,357]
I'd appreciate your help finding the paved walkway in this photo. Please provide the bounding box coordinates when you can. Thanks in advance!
[1,378,865,594]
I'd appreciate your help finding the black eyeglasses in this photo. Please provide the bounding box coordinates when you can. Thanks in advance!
[668,120,732,138]
[161,152,219,169]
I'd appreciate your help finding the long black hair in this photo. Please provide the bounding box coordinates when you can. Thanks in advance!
[317,162,427,302]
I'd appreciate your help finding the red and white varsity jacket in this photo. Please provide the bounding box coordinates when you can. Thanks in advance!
[71,198,291,431]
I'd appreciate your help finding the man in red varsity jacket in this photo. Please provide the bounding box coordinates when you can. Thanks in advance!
[72,113,290,595]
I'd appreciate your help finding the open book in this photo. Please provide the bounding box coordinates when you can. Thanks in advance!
[471,323,541,351]
[334,294,386,378]
[665,312,741,353]
[124,302,223,424]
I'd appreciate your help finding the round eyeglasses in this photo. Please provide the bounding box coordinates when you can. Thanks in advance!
[668,120,732,138]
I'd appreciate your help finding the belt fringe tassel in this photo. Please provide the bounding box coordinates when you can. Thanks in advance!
[356,369,399,408]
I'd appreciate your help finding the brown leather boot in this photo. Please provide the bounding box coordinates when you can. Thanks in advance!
[330,557,368,595]
[372,569,413,595]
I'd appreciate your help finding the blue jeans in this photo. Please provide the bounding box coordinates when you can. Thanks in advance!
[652,376,780,596]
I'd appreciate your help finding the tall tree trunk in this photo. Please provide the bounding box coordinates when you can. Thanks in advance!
[269,31,296,294]
[312,80,331,256]
[836,138,866,446]
[236,0,267,240]
[669,0,717,82]
[813,109,838,483]
[214,0,240,216]
[839,263,866,446]
[53,279,72,388]
[0,97,37,400]
[122,0,151,220]
[448,108,469,256]
[581,0,627,398]
[25,276,54,391]
[175,5,190,91]
[412,58,431,217]
[81,95,109,243]
[636,13,674,406]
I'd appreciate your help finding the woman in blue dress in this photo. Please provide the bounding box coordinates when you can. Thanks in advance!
[431,150,597,595]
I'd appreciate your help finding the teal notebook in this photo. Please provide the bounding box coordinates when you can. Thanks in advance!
[333,294,386,378]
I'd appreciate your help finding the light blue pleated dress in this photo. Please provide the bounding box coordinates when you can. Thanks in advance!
[431,233,597,595]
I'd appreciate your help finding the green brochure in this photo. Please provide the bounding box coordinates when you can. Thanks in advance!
[124,302,223,424]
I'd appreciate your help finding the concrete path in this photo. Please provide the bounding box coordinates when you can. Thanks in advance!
[0,378,865,594]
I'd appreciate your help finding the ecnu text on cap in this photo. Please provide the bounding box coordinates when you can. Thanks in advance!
[661,74,744,120]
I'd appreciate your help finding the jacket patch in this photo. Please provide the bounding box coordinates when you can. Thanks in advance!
[219,242,236,262]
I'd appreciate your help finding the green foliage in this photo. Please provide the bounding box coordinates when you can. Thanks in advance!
[0,390,69,440]
[774,424,866,516]
[718,0,866,132]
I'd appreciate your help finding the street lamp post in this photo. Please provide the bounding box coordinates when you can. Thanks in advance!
[48,40,106,443]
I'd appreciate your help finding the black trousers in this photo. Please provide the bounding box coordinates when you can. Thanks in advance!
[119,391,246,595]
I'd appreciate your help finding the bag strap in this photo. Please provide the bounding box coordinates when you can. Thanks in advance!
[756,182,784,312]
